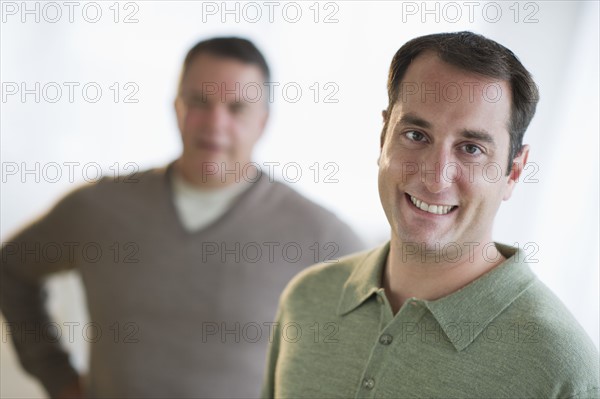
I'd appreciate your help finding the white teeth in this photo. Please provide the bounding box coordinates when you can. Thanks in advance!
[410,195,455,215]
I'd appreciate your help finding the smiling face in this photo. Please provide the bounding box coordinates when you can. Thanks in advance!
[174,54,268,187]
[378,52,528,252]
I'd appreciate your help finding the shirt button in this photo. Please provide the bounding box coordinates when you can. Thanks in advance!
[376,295,384,304]
[379,334,393,345]
[410,300,419,307]
[363,378,375,390]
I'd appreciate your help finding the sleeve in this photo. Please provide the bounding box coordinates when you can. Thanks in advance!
[1,188,87,398]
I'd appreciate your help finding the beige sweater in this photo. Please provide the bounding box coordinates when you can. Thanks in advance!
[0,162,365,398]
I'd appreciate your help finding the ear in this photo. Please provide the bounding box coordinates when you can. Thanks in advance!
[380,109,389,150]
[503,144,530,201]
[174,96,186,133]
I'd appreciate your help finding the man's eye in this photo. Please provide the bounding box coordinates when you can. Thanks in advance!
[188,97,208,107]
[405,131,425,142]
[463,144,483,155]
[229,103,245,113]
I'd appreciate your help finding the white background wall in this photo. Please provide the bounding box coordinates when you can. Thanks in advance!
[1,1,598,397]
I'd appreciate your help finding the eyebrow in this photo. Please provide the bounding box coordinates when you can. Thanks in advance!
[398,113,431,129]
[181,92,247,107]
[180,90,205,99]
[398,112,497,148]
[461,130,496,148]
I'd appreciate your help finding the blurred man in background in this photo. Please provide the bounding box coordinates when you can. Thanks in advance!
[1,37,364,398]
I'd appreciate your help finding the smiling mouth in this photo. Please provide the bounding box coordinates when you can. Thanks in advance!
[406,193,458,215]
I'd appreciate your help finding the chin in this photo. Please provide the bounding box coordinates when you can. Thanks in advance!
[191,153,230,166]
[395,228,452,252]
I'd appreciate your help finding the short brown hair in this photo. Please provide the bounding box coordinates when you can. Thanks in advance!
[178,37,270,92]
[381,31,539,172]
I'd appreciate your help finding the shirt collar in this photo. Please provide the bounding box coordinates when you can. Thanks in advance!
[337,241,537,352]
[337,242,390,316]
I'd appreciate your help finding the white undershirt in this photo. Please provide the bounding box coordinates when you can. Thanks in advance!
[171,171,251,232]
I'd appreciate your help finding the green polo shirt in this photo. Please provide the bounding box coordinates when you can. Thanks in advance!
[262,242,599,398]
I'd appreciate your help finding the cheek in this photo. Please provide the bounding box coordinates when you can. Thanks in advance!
[458,174,506,213]
[232,119,263,143]
[377,168,393,206]
[184,111,204,129]
[178,112,196,135]
[377,159,403,202]
[381,149,419,184]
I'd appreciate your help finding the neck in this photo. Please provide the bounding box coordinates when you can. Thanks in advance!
[383,237,505,314]
[175,158,255,189]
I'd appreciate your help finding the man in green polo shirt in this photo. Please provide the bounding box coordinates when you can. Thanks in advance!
[261,32,600,398]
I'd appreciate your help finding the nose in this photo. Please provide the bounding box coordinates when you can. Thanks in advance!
[422,147,458,193]
[202,103,230,134]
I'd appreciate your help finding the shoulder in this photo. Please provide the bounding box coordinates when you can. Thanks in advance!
[516,279,597,354]
[279,248,374,312]
[507,278,600,391]
[261,180,342,220]
[34,165,168,226]
[89,164,166,194]
[259,179,365,248]
[5,165,165,241]
[67,164,166,203]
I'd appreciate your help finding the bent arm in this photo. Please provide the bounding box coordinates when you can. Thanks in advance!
[1,190,86,398]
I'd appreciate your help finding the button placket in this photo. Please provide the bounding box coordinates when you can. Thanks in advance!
[356,298,429,397]
[376,289,394,330]
[354,293,393,397]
